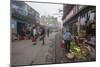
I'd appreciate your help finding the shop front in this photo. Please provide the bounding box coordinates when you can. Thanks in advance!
[11,17,29,40]
[11,18,17,41]
[62,5,96,61]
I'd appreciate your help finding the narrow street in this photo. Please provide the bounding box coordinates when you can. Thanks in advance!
[11,1,96,66]
[11,32,58,65]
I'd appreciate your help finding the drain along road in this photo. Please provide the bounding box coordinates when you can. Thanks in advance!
[11,32,66,66]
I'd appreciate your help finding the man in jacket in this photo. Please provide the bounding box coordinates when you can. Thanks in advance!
[63,29,72,52]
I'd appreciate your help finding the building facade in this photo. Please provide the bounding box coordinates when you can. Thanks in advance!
[11,1,40,40]
[62,4,96,36]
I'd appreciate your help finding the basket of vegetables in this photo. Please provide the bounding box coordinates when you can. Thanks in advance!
[70,42,89,61]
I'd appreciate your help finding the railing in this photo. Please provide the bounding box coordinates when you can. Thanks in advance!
[12,7,36,21]
[11,4,40,25]
[11,3,40,20]
[12,4,29,16]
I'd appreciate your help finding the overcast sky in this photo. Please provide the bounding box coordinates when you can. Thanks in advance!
[25,2,63,22]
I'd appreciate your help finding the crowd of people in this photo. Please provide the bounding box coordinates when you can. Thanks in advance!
[14,24,50,46]
[31,25,46,45]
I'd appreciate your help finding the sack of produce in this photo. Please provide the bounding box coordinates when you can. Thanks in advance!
[66,52,75,59]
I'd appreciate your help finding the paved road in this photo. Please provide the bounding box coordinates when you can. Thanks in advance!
[12,30,93,66]
[54,32,69,63]
[11,32,57,66]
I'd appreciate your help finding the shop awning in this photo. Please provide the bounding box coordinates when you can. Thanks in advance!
[63,6,96,26]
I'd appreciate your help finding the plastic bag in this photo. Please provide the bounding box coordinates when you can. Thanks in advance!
[60,40,65,48]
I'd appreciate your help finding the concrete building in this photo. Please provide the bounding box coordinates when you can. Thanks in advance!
[62,4,96,35]
[40,16,59,32]
[62,4,77,34]
[11,1,40,40]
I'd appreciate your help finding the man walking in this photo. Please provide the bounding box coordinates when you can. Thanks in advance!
[40,28,45,45]
[31,25,37,45]
[47,28,50,37]
[63,29,72,53]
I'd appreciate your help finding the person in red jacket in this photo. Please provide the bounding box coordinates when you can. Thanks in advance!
[31,25,37,45]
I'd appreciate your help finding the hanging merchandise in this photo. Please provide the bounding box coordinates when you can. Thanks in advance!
[89,12,95,21]
[12,19,17,34]
[80,16,86,26]
[85,13,88,23]
[85,12,90,24]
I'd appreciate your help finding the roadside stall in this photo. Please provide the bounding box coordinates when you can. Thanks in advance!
[63,6,96,61]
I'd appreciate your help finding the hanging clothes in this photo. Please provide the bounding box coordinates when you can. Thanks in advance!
[80,17,86,26]
[89,12,95,21]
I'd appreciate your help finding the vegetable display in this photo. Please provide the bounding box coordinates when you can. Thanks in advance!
[69,42,89,61]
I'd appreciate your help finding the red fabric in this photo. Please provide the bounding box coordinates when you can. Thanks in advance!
[60,42,64,48]
[32,36,36,42]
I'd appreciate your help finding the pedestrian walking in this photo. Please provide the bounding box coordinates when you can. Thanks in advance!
[63,29,72,53]
[31,25,37,45]
[47,28,49,37]
[40,28,45,45]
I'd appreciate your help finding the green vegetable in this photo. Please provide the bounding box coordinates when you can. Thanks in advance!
[70,42,88,60]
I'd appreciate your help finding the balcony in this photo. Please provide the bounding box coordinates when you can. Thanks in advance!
[11,5,36,23]
[11,4,28,16]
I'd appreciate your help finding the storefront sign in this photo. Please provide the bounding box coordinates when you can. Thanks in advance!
[63,6,77,23]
